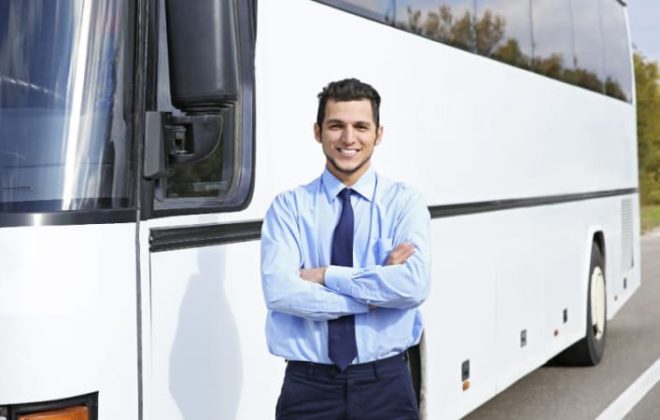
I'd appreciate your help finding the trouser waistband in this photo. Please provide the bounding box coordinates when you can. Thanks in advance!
[287,352,408,376]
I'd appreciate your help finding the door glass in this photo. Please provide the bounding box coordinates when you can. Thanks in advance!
[0,0,134,212]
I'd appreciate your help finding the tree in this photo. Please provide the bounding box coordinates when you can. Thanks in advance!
[635,52,660,205]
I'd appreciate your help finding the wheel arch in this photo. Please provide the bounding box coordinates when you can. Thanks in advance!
[550,228,609,366]
[592,230,606,271]
[588,228,611,319]
[584,227,607,304]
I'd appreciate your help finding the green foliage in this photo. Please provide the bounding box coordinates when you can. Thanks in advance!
[635,52,660,205]
[641,205,660,233]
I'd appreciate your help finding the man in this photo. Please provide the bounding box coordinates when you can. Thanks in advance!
[261,78,431,419]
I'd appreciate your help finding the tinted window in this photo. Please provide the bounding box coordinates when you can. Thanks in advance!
[600,0,632,102]
[476,0,532,68]
[531,0,574,82]
[395,0,475,51]
[0,0,134,212]
[571,0,605,94]
[315,0,395,23]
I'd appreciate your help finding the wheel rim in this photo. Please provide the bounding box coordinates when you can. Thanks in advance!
[590,266,606,341]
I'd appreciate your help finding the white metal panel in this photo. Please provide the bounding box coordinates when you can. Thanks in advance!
[251,0,637,216]
[0,223,138,419]
[146,240,281,420]
[422,195,640,419]
[422,220,498,419]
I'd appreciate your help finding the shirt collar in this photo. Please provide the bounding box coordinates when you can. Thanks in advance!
[321,166,376,203]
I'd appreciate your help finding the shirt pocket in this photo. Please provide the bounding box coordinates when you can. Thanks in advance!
[375,237,394,265]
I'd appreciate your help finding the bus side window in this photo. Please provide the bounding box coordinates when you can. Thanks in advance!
[571,0,606,94]
[316,0,394,24]
[531,0,575,84]
[600,0,632,102]
[394,0,476,52]
[475,0,533,69]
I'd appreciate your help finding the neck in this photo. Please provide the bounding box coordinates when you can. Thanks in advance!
[326,161,370,186]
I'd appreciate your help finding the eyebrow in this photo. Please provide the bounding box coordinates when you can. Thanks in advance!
[325,118,372,126]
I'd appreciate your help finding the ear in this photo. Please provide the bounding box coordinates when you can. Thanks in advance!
[314,123,322,143]
[375,125,384,146]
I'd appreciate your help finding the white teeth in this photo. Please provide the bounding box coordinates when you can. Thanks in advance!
[339,148,358,156]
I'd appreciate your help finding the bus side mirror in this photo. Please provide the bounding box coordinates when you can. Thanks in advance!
[144,0,240,180]
[165,0,239,109]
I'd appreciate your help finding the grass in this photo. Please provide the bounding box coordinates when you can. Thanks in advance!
[641,205,660,234]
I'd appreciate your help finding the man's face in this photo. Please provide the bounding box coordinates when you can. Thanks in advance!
[314,99,383,186]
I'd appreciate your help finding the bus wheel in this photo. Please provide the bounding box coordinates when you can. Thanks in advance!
[552,244,607,366]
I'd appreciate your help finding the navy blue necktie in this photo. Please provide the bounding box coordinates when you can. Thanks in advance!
[328,188,358,370]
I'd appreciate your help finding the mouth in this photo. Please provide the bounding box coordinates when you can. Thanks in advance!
[337,148,359,157]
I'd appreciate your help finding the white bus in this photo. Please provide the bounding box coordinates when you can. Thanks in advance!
[0,0,639,418]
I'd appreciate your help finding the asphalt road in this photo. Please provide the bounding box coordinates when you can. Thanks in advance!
[464,231,660,420]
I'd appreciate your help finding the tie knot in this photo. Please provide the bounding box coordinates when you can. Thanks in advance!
[338,188,352,202]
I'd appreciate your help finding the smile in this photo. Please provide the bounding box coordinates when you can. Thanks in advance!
[337,148,359,156]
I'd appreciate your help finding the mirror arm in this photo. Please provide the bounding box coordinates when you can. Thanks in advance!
[166,113,224,165]
[143,112,224,180]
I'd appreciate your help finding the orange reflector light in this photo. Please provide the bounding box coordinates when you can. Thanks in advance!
[462,380,470,391]
[18,406,88,420]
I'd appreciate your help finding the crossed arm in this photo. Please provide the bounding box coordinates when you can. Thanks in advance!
[261,192,431,321]
[299,243,416,284]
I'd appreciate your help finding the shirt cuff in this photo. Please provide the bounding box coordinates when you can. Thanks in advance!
[325,265,354,296]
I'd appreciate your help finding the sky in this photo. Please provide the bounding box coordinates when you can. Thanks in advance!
[627,1,660,62]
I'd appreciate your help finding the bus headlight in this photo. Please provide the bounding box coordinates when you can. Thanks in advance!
[18,406,88,420]
[1,393,96,420]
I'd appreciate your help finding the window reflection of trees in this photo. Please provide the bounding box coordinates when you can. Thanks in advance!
[531,0,574,82]
[398,3,474,51]
[395,1,629,101]
[600,0,632,101]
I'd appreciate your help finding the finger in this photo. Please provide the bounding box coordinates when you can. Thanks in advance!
[385,243,416,265]
[394,249,414,263]
[400,249,415,263]
[390,244,412,257]
[390,247,407,260]
[393,244,414,255]
[393,244,416,264]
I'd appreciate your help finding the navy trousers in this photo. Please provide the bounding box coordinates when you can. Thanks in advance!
[275,353,419,420]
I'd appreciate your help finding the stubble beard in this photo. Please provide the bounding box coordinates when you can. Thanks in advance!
[325,153,372,178]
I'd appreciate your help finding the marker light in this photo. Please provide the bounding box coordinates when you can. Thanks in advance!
[18,406,88,420]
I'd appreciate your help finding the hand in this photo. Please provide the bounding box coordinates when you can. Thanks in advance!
[299,267,327,285]
[385,243,415,265]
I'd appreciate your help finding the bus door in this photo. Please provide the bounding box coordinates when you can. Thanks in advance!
[136,1,266,419]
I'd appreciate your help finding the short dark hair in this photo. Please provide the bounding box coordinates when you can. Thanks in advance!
[316,78,381,128]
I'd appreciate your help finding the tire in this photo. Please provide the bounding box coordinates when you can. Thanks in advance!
[552,244,607,366]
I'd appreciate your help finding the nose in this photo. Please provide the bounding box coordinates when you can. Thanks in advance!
[340,126,356,144]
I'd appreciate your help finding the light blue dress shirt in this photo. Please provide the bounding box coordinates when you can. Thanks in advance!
[261,167,431,364]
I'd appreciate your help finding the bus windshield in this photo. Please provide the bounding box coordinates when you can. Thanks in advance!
[0,0,133,213]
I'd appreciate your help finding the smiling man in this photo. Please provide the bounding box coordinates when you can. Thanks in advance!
[261,78,431,419]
